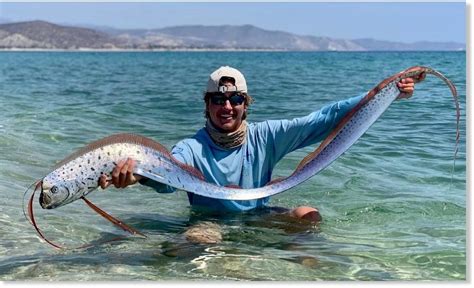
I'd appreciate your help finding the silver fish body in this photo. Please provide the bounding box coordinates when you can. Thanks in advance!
[39,66,459,209]
[40,136,274,208]
[40,141,167,208]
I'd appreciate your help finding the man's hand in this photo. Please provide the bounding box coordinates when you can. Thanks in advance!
[397,73,426,99]
[99,158,142,189]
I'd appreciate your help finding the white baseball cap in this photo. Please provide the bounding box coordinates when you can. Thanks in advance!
[206,66,247,93]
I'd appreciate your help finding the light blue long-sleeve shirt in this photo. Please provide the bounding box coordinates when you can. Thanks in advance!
[142,93,364,212]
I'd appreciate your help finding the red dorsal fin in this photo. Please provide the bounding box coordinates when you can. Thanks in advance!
[225,184,242,189]
[266,177,286,186]
[53,133,171,170]
[171,159,206,181]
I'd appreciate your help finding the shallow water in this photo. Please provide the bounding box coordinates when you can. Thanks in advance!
[0,51,466,280]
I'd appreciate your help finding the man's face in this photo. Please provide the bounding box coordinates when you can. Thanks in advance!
[207,81,246,132]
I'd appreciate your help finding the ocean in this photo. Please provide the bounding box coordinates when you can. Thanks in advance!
[0,51,466,281]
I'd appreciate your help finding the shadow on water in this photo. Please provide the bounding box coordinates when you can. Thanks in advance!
[5,212,321,275]
[124,209,333,270]
[0,211,400,281]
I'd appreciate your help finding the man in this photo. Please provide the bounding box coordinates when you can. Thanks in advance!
[99,66,423,224]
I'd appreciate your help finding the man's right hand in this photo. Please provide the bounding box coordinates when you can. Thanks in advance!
[99,158,143,189]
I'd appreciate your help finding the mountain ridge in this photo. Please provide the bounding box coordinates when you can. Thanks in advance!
[0,20,465,51]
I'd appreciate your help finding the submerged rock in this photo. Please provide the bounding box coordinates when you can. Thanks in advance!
[184,221,223,244]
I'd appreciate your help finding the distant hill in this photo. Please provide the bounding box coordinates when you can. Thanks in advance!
[0,20,117,49]
[105,24,366,51]
[0,20,465,51]
[352,38,465,51]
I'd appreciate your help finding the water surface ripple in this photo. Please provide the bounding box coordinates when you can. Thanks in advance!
[0,51,466,281]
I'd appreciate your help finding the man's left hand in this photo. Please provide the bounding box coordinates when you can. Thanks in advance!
[397,73,426,99]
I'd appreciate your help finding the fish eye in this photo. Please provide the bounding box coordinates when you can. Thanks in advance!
[50,186,58,194]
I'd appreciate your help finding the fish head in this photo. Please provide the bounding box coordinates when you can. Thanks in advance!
[39,179,74,209]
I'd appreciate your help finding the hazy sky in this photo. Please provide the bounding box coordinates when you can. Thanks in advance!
[0,1,466,43]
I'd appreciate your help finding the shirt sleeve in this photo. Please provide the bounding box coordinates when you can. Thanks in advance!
[138,141,193,193]
[265,93,365,163]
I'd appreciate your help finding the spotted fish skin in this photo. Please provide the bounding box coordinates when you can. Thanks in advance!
[41,142,164,208]
[291,77,401,183]
[39,132,220,209]
[39,66,459,208]
[293,66,458,177]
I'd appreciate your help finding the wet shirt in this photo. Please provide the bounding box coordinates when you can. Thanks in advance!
[142,93,364,212]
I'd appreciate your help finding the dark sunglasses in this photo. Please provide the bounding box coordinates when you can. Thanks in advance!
[210,93,246,106]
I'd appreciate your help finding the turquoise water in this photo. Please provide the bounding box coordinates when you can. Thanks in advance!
[0,51,466,281]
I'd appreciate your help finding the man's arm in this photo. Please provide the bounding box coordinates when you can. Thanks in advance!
[264,93,365,163]
[265,75,425,163]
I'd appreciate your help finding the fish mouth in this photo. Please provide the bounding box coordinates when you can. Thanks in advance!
[38,182,57,209]
[39,191,51,209]
[39,192,61,209]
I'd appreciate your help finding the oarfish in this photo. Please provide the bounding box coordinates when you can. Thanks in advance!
[34,66,459,209]
[24,66,459,249]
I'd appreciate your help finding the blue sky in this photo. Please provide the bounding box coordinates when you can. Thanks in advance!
[0,1,466,43]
